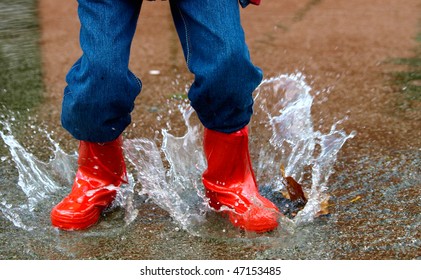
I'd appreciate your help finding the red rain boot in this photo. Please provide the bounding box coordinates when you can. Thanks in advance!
[51,136,127,230]
[202,126,280,233]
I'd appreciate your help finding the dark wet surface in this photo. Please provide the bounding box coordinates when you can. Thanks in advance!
[1,0,420,260]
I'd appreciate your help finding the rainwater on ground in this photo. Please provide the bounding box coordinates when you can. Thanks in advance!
[0,0,420,260]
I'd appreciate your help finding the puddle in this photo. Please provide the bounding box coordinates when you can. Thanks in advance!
[0,74,355,250]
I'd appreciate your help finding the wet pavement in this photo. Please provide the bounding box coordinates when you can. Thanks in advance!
[1,0,420,259]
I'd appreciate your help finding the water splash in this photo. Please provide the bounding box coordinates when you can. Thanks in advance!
[0,74,355,238]
[124,107,208,234]
[0,119,65,231]
[0,118,136,232]
[124,73,356,235]
[252,74,356,224]
[0,121,65,211]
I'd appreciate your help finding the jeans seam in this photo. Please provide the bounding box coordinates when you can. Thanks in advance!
[177,6,191,68]
[129,70,142,92]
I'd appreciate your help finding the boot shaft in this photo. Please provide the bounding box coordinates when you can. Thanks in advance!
[77,136,126,186]
[203,126,257,192]
[202,126,280,232]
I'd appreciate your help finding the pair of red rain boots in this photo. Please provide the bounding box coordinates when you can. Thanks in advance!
[51,127,279,232]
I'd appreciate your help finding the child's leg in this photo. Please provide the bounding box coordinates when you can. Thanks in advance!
[170,0,279,233]
[52,0,143,230]
[169,0,263,133]
[61,0,143,143]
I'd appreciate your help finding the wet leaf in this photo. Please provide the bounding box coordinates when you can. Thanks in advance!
[280,165,308,204]
[279,165,332,217]
[284,176,308,203]
[315,195,331,217]
[349,195,362,203]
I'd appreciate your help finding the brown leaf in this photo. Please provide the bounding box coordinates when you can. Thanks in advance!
[280,165,308,204]
[315,195,331,217]
[279,165,332,217]
[284,176,308,203]
[349,195,362,203]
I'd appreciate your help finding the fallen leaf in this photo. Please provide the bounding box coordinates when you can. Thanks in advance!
[284,176,308,204]
[280,165,308,204]
[315,195,331,217]
[349,195,362,203]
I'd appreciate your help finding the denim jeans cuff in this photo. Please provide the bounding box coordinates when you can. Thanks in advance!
[239,0,250,8]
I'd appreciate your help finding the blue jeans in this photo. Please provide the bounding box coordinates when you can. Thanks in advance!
[62,0,263,142]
